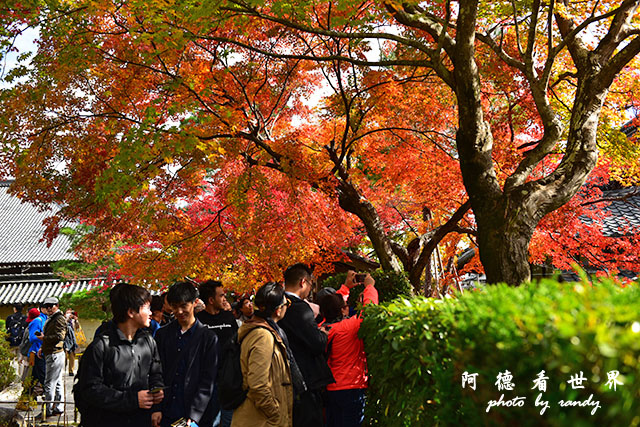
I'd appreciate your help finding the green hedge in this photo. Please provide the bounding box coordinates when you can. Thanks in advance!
[0,323,16,390]
[321,270,413,304]
[359,278,640,426]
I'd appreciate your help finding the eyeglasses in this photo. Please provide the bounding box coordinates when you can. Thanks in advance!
[279,298,291,308]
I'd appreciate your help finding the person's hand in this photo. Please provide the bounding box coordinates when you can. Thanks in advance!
[319,325,330,335]
[364,273,375,287]
[151,411,162,427]
[138,390,155,409]
[151,389,164,404]
[37,348,42,358]
[345,270,357,289]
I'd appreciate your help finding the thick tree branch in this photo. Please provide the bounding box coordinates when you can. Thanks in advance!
[599,36,640,89]
[553,3,630,73]
[383,2,456,87]
[594,0,640,61]
[476,32,525,71]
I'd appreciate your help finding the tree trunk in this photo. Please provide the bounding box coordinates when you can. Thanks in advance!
[476,208,536,285]
[422,259,433,296]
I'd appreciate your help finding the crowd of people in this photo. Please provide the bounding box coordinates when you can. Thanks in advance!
[5,299,81,417]
[71,263,378,427]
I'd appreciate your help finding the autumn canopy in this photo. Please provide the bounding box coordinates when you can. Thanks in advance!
[0,0,639,290]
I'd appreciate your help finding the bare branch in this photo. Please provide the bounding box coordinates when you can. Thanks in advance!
[409,199,472,284]
[510,0,524,56]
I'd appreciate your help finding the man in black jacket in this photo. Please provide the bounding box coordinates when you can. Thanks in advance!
[279,263,334,427]
[5,303,27,378]
[73,283,164,427]
[5,303,27,347]
[154,282,218,427]
[196,280,237,427]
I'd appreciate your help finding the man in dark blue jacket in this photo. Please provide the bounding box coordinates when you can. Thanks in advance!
[73,283,164,427]
[154,282,218,427]
[279,263,334,427]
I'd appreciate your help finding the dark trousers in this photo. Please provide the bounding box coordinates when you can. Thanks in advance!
[33,354,46,386]
[293,389,324,427]
[326,389,366,427]
[211,384,233,427]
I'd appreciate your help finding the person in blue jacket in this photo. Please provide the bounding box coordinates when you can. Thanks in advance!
[29,304,48,388]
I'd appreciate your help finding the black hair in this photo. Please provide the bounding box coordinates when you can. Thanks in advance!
[111,283,152,324]
[13,303,23,312]
[199,280,223,305]
[315,287,336,303]
[284,263,313,287]
[109,282,127,305]
[319,293,346,323]
[166,281,199,304]
[253,282,286,319]
[150,295,164,312]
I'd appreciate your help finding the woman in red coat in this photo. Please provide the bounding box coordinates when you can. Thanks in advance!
[318,272,378,427]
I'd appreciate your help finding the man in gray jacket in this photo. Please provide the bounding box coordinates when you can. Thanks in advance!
[38,296,67,419]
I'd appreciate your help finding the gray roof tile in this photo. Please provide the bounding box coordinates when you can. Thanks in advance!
[0,182,77,265]
[601,187,640,237]
[0,277,102,305]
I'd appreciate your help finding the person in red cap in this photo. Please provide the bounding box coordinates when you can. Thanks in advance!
[28,304,48,396]
[16,307,42,410]
[21,308,40,380]
[26,308,40,323]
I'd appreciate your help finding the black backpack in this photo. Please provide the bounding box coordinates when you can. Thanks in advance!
[73,335,110,420]
[218,327,273,410]
[18,328,31,357]
[63,322,77,352]
[7,315,27,347]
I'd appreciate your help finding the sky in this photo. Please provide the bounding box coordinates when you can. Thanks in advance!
[0,25,39,88]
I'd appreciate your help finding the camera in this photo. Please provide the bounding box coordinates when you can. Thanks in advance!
[355,273,366,283]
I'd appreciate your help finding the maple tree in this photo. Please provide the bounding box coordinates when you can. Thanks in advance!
[0,0,639,289]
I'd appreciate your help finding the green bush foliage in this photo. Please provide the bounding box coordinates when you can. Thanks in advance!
[0,324,16,390]
[58,287,112,320]
[359,278,640,426]
[321,270,413,304]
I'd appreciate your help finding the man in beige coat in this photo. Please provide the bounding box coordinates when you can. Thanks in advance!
[232,283,293,427]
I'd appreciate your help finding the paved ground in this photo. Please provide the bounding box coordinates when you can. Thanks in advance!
[0,362,78,426]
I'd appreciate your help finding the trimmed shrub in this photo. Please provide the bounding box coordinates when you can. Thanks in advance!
[359,278,640,426]
[321,270,413,304]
